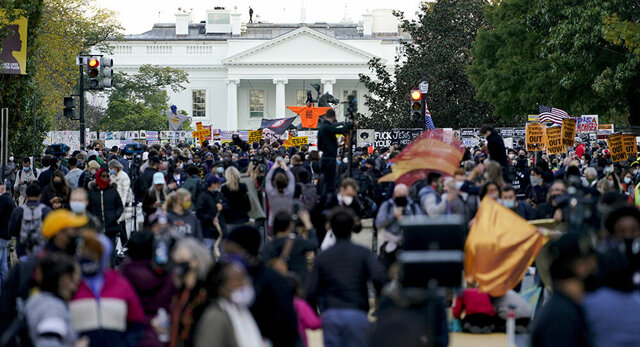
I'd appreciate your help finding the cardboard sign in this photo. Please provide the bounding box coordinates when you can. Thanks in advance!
[607,134,625,162]
[623,134,637,158]
[196,122,203,131]
[374,129,423,148]
[248,130,263,144]
[576,115,598,133]
[528,114,539,122]
[526,123,546,152]
[461,128,479,138]
[597,124,614,135]
[546,127,564,155]
[561,118,576,147]
[291,136,308,147]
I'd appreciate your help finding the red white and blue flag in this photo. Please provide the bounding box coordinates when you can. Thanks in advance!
[260,116,296,135]
[425,102,435,130]
[538,104,569,126]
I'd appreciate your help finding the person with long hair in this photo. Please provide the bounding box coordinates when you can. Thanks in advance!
[164,188,202,240]
[40,170,71,209]
[221,167,251,231]
[265,158,295,229]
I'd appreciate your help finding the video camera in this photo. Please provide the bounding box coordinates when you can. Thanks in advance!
[123,143,147,156]
[45,144,70,158]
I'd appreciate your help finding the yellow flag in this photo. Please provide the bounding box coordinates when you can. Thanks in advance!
[465,198,546,296]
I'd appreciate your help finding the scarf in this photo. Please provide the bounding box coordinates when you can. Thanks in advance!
[218,298,263,347]
[95,168,110,190]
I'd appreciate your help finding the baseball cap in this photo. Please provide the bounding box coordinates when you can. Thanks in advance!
[153,172,165,185]
[205,174,220,186]
[142,152,149,161]
[42,209,89,240]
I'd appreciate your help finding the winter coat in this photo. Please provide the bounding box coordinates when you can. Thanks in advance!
[111,170,132,207]
[87,182,124,236]
[26,292,78,347]
[182,174,203,205]
[221,183,251,225]
[196,189,225,240]
[266,167,295,228]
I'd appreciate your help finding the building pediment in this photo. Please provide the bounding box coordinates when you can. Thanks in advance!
[222,27,380,66]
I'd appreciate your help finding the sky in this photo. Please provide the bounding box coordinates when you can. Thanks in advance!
[95,0,425,35]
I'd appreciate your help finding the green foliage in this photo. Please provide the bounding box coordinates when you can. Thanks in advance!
[604,15,640,55]
[359,0,496,130]
[100,64,189,131]
[469,0,640,125]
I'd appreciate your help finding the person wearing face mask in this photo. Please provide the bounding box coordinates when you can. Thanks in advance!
[500,185,534,220]
[69,188,102,231]
[87,168,124,263]
[65,157,83,189]
[418,172,447,217]
[196,174,226,253]
[596,172,622,195]
[40,170,71,210]
[1,209,87,344]
[70,232,146,347]
[182,165,204,206]
[164,188,202,240]
[14,157,38,205]
[221,166,251,232]
[533,180,567,220]
[195,261,265,347]
[25,253,86,347]
[169,238,214,347]
[375,184,424,268]
[77,160,101,190]
[319,179,364,246]
[525,167,549,208]
[507,149,517,165]
[167,156,187,188]
[265,158,296,230]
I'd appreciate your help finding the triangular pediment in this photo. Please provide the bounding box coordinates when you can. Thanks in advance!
[223,27,380,65]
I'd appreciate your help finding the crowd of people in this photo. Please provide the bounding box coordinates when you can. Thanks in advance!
[0,118,639,347]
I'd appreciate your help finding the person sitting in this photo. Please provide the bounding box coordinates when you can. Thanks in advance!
[452,287,497,334]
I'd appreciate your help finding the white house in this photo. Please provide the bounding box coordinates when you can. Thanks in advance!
[106,8,408,130]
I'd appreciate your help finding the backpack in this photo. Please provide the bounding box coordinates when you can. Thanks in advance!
[300,183,318,212]
[20,204,45,254]
[409,178,430,204]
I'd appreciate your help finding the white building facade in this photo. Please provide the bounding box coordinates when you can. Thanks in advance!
[107,8,407,131]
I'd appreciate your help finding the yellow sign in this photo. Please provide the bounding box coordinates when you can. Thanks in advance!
[291,136,308,147]
[607,134,625,162]
[248,130,263,144]
[561,118,576,148]
[528,114,539,122]
[546,127,564,155]
[0,11,27,75]
[526,123,546,152]
[196,121,203,131]
[192,129,209,146]
[623,134,637,158]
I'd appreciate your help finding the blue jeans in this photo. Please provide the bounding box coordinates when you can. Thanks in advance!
[323,308,371,347]
[0,239,9,294]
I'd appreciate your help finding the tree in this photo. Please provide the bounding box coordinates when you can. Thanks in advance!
[359,0,496,130]
[99,64,189,131]
[469,0,640,125]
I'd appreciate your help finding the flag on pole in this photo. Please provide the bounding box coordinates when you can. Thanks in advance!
[537,104,569,126]
[259,116,297,135]
[424,102,435,130]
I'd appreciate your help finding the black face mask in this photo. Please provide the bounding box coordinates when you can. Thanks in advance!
[65,236,79,256]
[173,261,191,279]
[53,180,64,188]
[78,257,101,277]
[394,196,408,207]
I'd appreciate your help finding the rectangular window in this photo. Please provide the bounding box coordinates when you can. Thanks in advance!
[250,90,264,118]
[343,90,357,117]
[296,90,307,106]
[192,90,206,118]
[208,12,230,24]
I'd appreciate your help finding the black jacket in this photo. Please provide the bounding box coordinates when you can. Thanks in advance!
[40,184,70,210]
[486,131,508,167]
[318,120,353,159]
[220,183,250,224]
[195,189,225,239]
[141,167,158,192]
[37,168,54,190]
[87,182,124,236]
[261,230,319,283]
[0,194,17,240]
[166,210,203,240]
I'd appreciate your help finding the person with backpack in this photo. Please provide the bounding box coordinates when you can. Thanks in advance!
[196,174,225,252]
[297,170,318,212]
[8,183,52,259]
[14,157,38,205]
[265,158,295,230]
[87,168,124,262]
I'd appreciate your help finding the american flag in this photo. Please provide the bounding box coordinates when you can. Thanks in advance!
[538,104,569,125]
[425,102,435,130]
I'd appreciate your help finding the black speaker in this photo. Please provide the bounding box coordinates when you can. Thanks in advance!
[401,214,466,251]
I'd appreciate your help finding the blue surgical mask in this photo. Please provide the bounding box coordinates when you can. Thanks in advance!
[109,169,116,176]
[70,201,86,214]
[501,199,515,209]
[624,177,632,184]
[217,167,224,175]
[23,167,30,172]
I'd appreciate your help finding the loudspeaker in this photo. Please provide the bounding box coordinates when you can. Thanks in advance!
[401,214,466,251]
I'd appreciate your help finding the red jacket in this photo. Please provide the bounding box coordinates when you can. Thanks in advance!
[452,289,495,319]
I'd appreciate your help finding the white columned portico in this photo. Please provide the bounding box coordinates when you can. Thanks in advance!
[321,78,336,95]
[226,79,240,130]
[273,78,288,117]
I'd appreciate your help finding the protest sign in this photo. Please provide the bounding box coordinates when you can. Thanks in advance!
[374,128,423,147]
[514,128,526,138]
[498,128,514,138]
[196,121,203,131]
[575,115,598,133]
[297,131,318,147]
[262,128,278,143]
[623,134,637,158]
[291,136,308,147]
[146,131,159,141]
[597,124,614,135]
[203,125,212,140]
[561,118,576,147]
[460,128,479,138]
[248,130,263,144]
[546,127,564,155]
[528,114,539,122]
[212,129,222,142]
[357,129,374,148]
[607,134,625,162]
[525,123,546,152]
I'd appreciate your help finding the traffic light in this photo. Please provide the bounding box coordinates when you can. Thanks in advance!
[347,95,358,115]
[87,57,100,89]
[410,89,424,122]
[101,57,113,88]
[63,96,76,119]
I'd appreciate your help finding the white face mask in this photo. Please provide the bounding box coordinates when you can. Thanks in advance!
[230,285,255,308]
[9,156,14,162]
[341,195,354,206]
[455,181,464,190]
[508,154,515,160]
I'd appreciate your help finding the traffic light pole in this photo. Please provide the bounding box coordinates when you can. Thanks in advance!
[79,60,85,150]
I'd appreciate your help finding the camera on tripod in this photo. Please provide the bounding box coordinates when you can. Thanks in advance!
[45,144,70,158]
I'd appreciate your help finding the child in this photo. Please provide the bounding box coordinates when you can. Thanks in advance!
[452,287,496,334]
[288,275,321,347]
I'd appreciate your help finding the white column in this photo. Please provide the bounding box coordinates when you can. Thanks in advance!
[273,78,288,118]
[321,78,335,95]
[226,79,240,131]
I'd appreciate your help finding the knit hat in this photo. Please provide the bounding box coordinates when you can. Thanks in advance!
[42,209,88,240]
[205,174,220,186]
[227,225,261,256]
